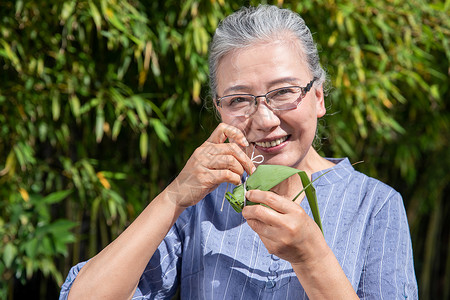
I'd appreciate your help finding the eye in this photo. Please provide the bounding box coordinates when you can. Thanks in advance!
[225,95,253,107]
[273,87,296,97]
[269,87,299,101]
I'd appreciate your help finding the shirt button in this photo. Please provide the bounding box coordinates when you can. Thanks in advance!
[265,280,276,289]
[267,272,278,281]
[271,254,280,261]
[269,262,279,272]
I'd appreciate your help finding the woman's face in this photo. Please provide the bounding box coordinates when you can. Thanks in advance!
[215,39,326,170]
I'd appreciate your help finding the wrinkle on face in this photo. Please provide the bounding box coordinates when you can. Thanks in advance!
[215,35,325,172]
[216,32,312,98]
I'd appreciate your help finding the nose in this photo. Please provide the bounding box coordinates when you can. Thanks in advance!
[250,97,280,130]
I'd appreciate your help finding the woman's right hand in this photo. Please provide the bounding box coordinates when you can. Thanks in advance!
[67,123,254,300]
[166,123,255,208]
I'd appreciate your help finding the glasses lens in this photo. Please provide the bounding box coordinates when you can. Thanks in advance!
[221,95,254,116]
[267,87,302,110]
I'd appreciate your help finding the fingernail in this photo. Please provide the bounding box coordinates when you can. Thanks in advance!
[242,138,249,147]
[251,166,256,174]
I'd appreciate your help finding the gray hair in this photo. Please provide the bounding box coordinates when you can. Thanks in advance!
[208,5,328,99]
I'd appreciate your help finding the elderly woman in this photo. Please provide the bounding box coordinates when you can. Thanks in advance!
[60,5,417,299]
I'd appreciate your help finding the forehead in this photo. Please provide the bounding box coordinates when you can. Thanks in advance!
[216,39,311,95]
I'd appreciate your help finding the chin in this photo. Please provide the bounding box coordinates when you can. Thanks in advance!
[261,155,298,168]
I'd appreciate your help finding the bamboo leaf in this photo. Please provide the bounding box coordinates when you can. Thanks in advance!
[39,189,73,205]
[61,1,76,22]
[140,131,148,160]
[192,79,201,104]
[298,172,323,233]
[95,105,105,143]
[150,118,170,145]
[46,219,77,235]
[51,90,61,121]
[226,164,323,234]
[88,0,102,31]
[246,165,301,191]
[3,243,17,268]
[13,144,26,170]
[126,110,139,129]
[70,95,81,118]
[132,96,148,125]
[111,118,122,141]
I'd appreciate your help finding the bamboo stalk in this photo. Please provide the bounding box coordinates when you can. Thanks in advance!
[420,196,441,299]
[444,235,450,300]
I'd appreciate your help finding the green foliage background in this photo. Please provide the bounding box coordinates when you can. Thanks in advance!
[0,0,448,299]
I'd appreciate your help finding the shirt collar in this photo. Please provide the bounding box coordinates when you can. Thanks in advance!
[311,158,354,186]
[241,158,354,186]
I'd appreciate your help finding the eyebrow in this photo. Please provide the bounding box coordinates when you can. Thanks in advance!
[222,76,301,95]
[223,85,249,95]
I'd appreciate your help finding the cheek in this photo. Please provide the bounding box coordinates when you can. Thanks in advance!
[299,98,319,121]
[284,105,318,132]
[219,112,248,131]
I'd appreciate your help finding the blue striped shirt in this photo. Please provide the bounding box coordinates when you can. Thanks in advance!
[60,158,418,299]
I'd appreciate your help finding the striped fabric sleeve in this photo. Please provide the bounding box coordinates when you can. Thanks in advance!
[131,224,183,299]
[357,192,418,299]
[59,224,182,300]
[59,261,87,300]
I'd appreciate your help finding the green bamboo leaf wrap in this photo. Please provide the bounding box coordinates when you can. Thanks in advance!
[298,172,323,234]
[246,165,302,191]
[225,164,323,234]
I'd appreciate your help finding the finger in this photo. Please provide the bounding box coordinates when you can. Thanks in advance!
[245,217,273,237]
[242,202,282,228]
[243,208,286,244]
[207,123,249,147]
[205,154,245,176]
[245,190,297,215]
[208,169,242,186]
[221,143,255,175]
[202,143,255,175]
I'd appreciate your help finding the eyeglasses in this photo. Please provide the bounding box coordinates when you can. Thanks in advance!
[216,78,316,117]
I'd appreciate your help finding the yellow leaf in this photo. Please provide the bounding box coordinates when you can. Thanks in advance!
[193,79,201,104]
[381,96,393,109]
[144,41,152,72]
[343,73,350,87]
[106,8,113,19]
[97,172,111,189]
[19,188,29,202]
[138,70,147,88]
[103,122,110,134]
[0,151,16,177]
[328,31,338,47]
[336,10,344,27]
[18,105,26,120]
[191,2,198,17]
[1,40,22,72]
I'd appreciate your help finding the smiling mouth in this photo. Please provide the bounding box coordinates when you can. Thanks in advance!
[254,135,289,148]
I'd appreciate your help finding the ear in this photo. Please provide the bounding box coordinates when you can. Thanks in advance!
[213,99,224,121]
[314,84,326,118]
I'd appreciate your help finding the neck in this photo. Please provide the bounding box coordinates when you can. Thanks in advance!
[295,146,335,178]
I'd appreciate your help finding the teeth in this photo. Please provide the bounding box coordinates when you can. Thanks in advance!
[255,136,288,148]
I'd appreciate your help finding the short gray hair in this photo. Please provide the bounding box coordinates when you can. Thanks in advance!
[208,5,328,99]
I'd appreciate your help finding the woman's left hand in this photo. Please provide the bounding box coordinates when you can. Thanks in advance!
[242,190,329,266]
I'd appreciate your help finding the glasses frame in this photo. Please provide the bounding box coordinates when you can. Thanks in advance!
[216,77,317,117]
